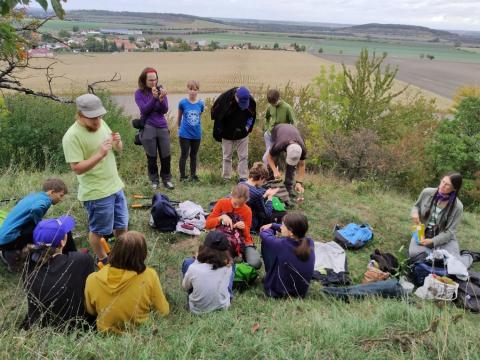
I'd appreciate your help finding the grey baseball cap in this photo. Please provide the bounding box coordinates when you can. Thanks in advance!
[76,94,107,118]
[286,143,302,166]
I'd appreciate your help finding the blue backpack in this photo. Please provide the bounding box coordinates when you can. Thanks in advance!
[334,223,373,250]
[150,193,179,232]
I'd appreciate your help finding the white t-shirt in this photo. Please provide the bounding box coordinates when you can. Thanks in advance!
[182,260,232,314]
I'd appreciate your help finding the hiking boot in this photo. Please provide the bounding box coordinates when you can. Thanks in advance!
[190,175,200,182]
[163,180,175,190]
[180,176,189,182]
[0,250,23,273]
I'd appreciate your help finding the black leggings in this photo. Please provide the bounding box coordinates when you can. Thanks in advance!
[179,137,201,178]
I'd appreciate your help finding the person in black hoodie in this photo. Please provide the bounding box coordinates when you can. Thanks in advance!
[211,86,256,181]
[21,216,95,330]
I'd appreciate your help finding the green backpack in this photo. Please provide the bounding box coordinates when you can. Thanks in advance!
[233,262,258,289]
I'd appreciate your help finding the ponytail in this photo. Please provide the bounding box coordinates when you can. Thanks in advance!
[283,212,311,262]
[293,237,311,262]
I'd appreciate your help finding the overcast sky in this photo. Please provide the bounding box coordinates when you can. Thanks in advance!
[61,0,480,31]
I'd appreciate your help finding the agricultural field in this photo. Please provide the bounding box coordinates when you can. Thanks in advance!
[184,32,480,63]
[19,50,340,94]
[18,50,452,109]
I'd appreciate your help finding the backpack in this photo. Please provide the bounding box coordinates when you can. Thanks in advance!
[216,213,245,257]
[149,193,179,232]
[263,180,291,206]
[411,261,448,287]
[334,223,373,250]
[370,249,399,274]
[233,262,258,289]
[456,271,480,312]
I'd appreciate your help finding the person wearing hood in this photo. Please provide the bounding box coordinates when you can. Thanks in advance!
[84,231,169,333]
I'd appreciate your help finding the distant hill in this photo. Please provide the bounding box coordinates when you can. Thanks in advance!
[335,23,461,42]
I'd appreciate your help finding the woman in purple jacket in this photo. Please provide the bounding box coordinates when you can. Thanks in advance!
[260,212,315,298]
[134,67,174,190]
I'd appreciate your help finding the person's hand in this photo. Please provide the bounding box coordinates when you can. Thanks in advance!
[152,87,159,98]
[220,214,233,229]
[420,238,434,247]
[111,132,121,143]
[264,188,279,200]
[412,213,420,225]
[295,182,304,194]
[233,221,245,230]
[273,169,281,179]
[158,87,168,100]
[260,223,273,232]
[99,138,112,157]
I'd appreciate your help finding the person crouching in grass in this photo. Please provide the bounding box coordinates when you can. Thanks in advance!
[84,231,169,333]
[182,231,234,314]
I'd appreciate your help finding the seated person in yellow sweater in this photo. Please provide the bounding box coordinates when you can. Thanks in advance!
[84,231,169,332]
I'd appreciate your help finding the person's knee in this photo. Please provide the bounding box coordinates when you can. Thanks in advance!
[245,248,262,269]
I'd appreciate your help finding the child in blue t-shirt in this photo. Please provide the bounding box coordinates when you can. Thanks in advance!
[177,80,204,181]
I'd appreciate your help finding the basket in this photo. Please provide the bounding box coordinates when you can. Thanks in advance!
[425,274,459,301]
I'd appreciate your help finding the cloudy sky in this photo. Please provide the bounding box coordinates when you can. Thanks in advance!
[61,0,480,31]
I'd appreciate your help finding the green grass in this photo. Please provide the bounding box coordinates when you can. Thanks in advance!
[1,157,480,358]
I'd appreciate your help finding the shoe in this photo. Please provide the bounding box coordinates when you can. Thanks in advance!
[0,250,23,273]
[151,182,158,190]
[239,178,247,182]
[163,181,175,190]
[190,175,200,182]
[180,176,189,182]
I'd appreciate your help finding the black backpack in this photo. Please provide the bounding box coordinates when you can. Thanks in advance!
[456,271,480,313]
[150,193,179,232]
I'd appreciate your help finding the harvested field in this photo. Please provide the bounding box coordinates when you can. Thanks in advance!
[18,50,339,94]
[316,53,480,100]
[17,50,452,109]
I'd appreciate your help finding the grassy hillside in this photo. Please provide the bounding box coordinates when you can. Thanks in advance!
[0,160,479,358]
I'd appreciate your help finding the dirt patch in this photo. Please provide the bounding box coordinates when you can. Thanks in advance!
[170,236,200,254]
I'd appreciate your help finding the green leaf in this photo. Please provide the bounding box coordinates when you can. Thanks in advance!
[36,0,48,11]
[50,0,65,19]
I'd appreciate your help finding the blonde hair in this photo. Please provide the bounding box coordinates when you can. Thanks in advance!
[231,183,249,200]
[187,80,200,90]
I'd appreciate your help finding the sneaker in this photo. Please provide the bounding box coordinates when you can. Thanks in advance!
[151,182,158,190]
[0,250,23,273]
[180,176,189,182]
[190,175,200,182]
[163,180,175,190]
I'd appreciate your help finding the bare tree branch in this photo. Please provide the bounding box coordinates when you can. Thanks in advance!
[0,82,73,103]
[87,73,121,94]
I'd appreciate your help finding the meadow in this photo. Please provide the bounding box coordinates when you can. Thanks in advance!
[1,156,480,359]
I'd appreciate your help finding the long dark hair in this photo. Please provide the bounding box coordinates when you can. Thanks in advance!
[283,213,311,262]
[425,172,463,224]
[197,245,232,270]
[137,67,157,93]
[109,231,147,274]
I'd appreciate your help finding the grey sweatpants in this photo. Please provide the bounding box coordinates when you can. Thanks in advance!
[221,137,249,179]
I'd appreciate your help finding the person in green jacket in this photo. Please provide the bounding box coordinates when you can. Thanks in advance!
[263,89,296,166]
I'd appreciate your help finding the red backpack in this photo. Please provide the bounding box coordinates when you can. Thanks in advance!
[216,213,245,257]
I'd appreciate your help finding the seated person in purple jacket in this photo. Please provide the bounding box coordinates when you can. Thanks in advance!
[259,212,315,298]
[134,67,174,190]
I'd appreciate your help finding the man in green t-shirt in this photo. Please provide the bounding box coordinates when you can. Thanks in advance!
[62,94,128,264]
[263,89,296,166]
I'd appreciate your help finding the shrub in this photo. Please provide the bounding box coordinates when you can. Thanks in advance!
[0,93,134,172]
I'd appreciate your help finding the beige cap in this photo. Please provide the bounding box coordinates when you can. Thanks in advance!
[286,143,302,166]
[76,94,107,118]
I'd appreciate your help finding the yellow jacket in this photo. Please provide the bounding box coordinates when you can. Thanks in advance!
[85,265,169,333]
